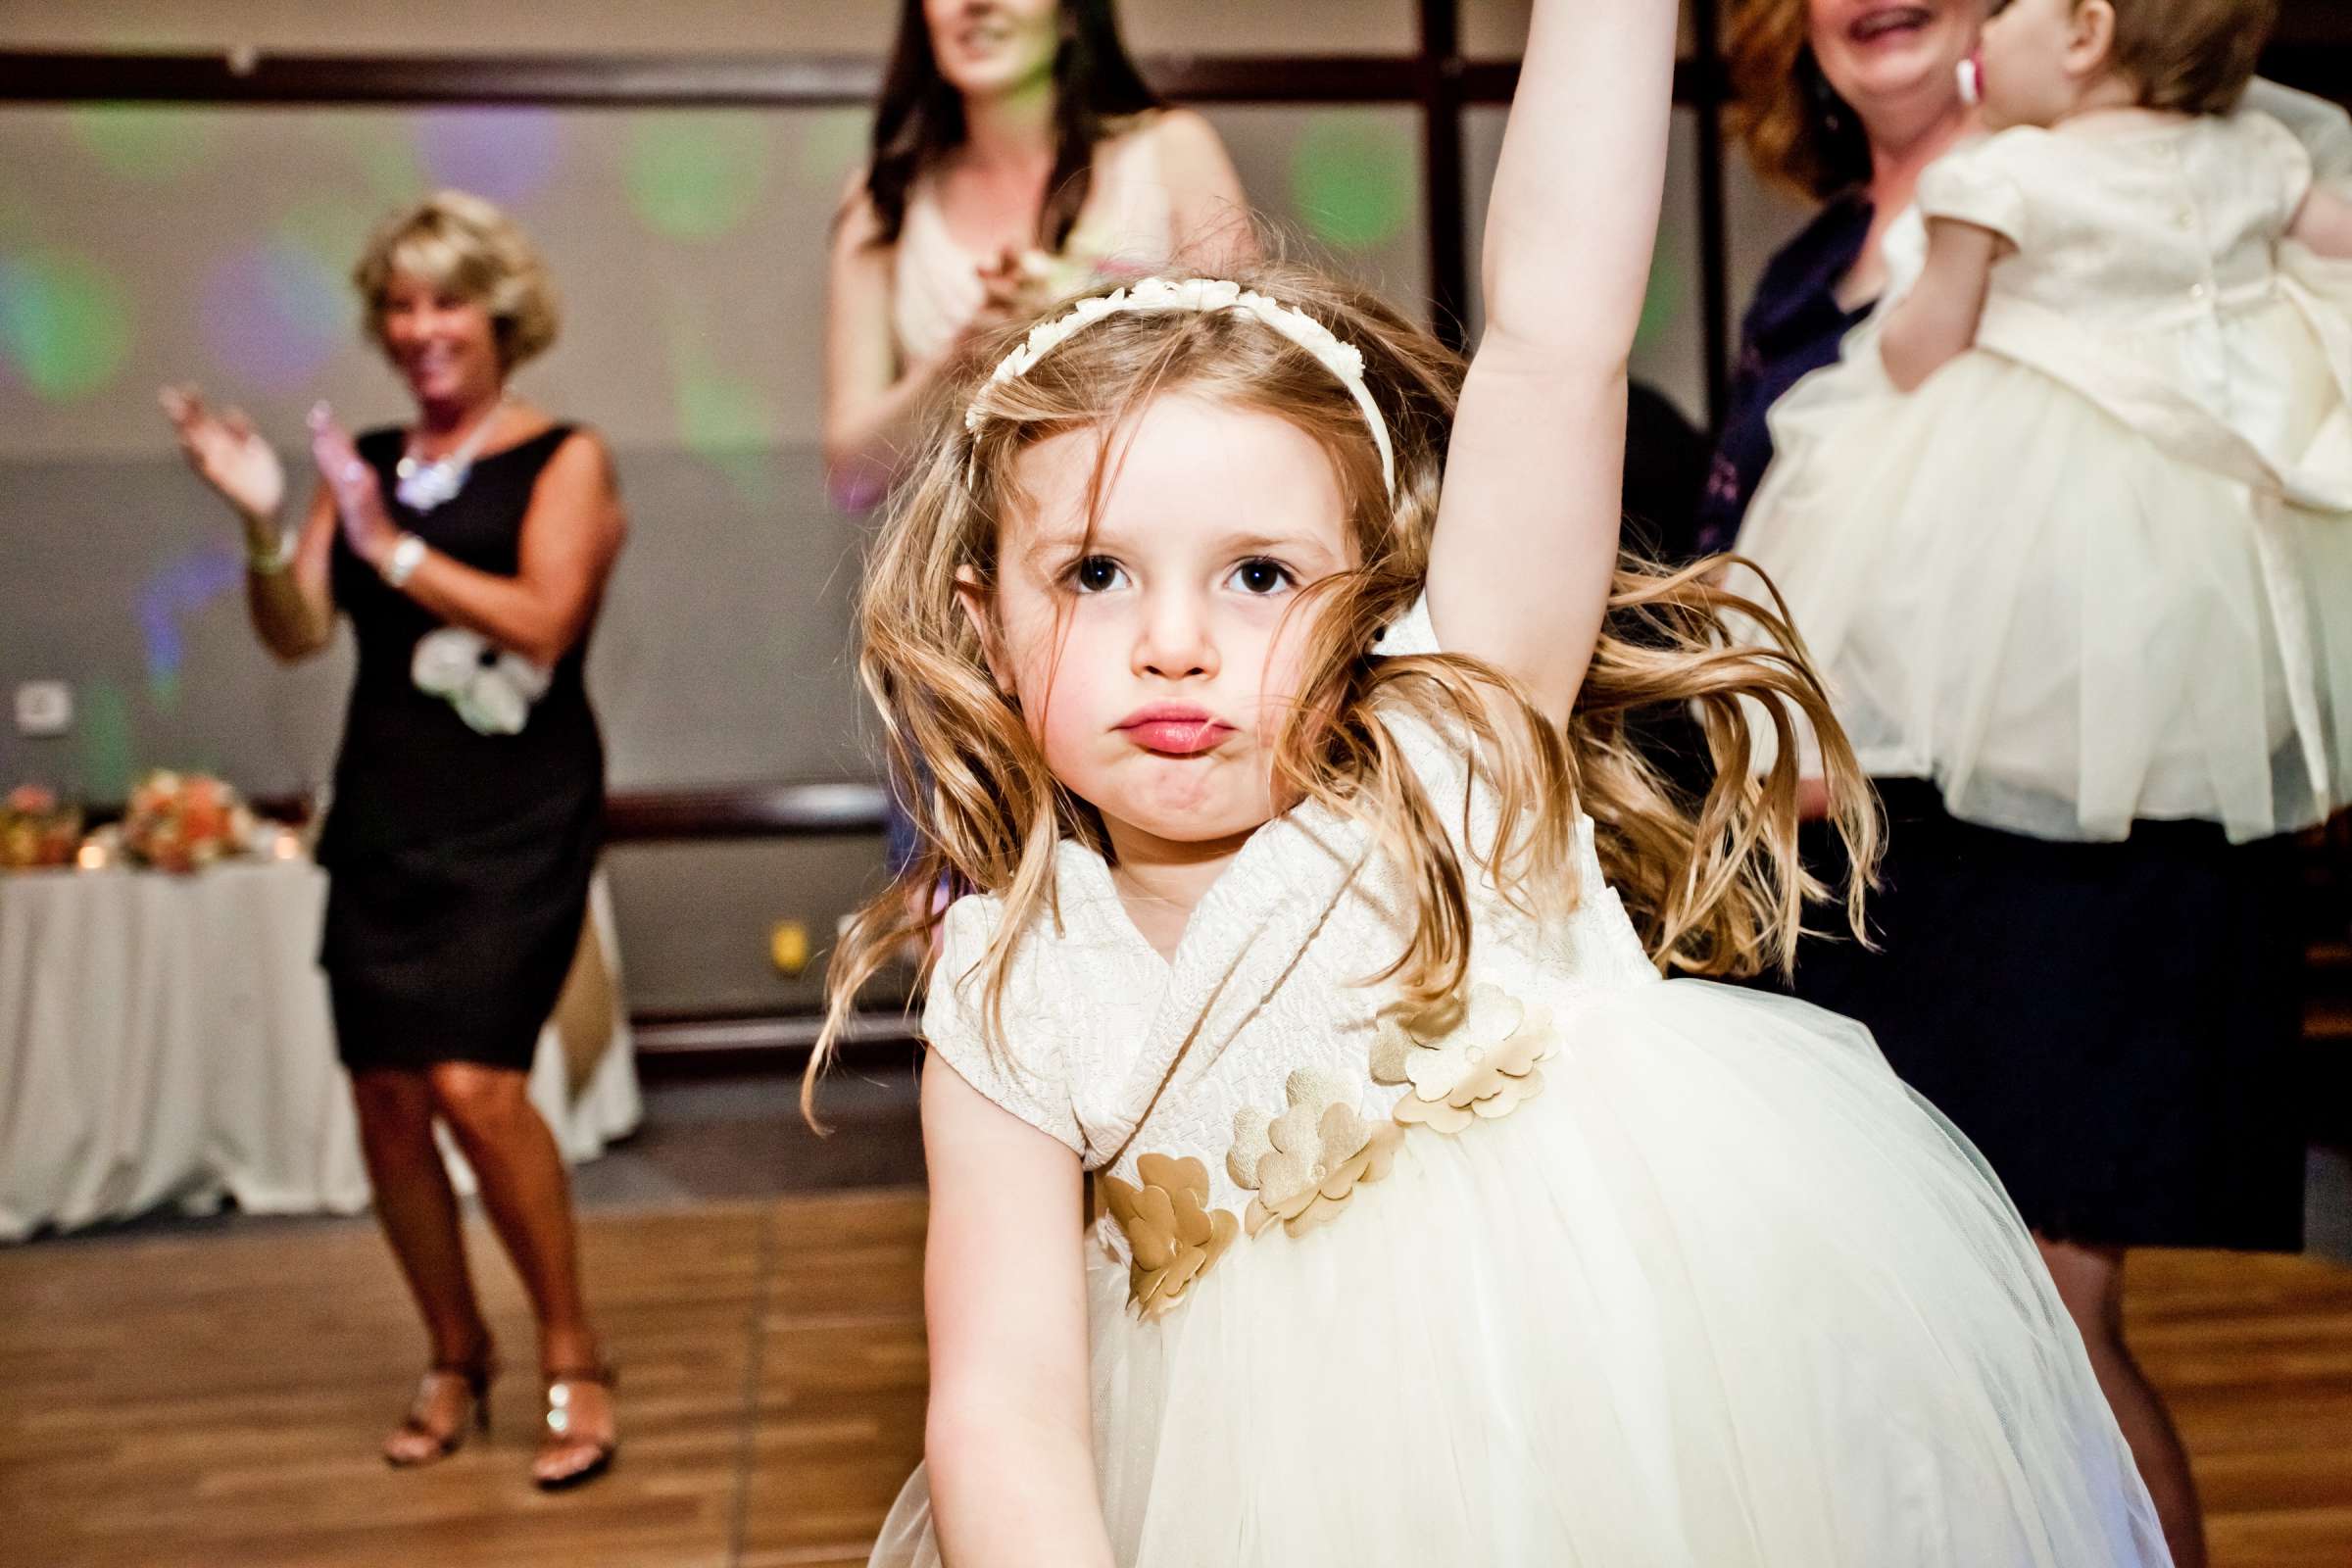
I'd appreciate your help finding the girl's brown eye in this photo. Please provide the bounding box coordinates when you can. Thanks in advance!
[1072,556,1124,593]
[1232,558,1293,595]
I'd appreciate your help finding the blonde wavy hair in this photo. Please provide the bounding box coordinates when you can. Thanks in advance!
[353,190,562,370]
[808,263,1877,1116]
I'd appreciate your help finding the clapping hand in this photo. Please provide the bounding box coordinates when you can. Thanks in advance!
[965,246,1033,343]
[307,403,400,568]
[160,384,286,525]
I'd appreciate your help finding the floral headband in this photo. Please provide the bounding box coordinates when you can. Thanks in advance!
[963,275,1397,498]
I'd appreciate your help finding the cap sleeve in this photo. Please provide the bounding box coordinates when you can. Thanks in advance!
[2236,110,2317,232]
[1916,131,2034,249]
[921,894,1086,1154]
[2240,79,2352,192]
[1370,593,1441,658]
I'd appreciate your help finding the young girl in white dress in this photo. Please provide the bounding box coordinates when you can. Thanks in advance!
[1735,0,2352,844]
[814,1,2172,1561]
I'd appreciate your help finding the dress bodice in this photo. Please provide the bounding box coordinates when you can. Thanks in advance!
[1928,114,2309,336]
[1920,112,2352,504]
[318,424,603,863]
[919,603,1662,1250]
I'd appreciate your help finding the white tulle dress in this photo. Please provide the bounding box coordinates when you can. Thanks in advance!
[867,604,2170,1566]
[1733,109,2352,843]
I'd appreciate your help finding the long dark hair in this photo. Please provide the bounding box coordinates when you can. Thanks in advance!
[863,0,1163,250]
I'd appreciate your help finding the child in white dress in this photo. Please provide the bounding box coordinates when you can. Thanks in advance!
[1735,0,2352,844]
[815,1,2171,1562]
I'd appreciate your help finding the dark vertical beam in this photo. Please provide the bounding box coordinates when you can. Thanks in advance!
[1417,0,1471,352]
[1690,0,1734,425]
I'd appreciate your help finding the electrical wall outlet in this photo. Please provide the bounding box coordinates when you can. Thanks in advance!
[14,681,72,737]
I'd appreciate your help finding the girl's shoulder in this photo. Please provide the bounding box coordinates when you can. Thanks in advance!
[921,889,1091,1155]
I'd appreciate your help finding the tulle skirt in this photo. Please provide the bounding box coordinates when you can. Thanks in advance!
[1732,292,2352,844]
[869,980,2169,1566]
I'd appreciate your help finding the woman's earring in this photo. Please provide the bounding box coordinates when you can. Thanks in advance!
[1803,53,1849,139]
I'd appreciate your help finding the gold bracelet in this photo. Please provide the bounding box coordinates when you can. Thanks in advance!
[246,528,297,574]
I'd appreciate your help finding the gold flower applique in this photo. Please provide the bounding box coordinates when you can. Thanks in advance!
[1101,1153,1241,1318]
[1370,983,1558,1135]
[1228,1068,1405,1239]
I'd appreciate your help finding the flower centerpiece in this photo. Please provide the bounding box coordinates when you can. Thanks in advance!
[119,770,257,873]
[0,785,83,870]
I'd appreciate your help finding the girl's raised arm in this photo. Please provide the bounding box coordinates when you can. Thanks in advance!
[1425,0,1677,725]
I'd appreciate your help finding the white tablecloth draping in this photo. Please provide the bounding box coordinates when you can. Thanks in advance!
[0,859,640,1242]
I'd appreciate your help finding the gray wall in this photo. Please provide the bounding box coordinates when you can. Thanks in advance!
[0,3,1790,1016]
[0,99,1434,1012]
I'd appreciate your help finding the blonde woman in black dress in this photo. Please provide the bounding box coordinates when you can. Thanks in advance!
[162,191,623,1490]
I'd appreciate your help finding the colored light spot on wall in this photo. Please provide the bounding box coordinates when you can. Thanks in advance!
[676,367,779,505]
[1290,116,1414,252]
[626,114,773,241]
[337,122,428,207]
[669,312,779,505]
[200,240,347,393]
[1635,241,1685,353]
[138,546,246,707]
[416,108,565,208]
[274,200,376,281]
[0,250,134,402]
[77,678,136,804]
[0,194,37,252]
[71,105,215,181]
[796,110,871,193]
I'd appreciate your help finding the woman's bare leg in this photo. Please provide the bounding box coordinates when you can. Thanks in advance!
[349,1068,493,1460]
[426,1061,613,1481]
[2038,1237,2206,1568]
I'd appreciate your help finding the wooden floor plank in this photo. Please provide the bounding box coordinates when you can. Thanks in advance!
[2,1192,2347,1565]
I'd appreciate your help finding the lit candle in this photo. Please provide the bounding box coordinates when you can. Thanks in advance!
[75,841,108,871]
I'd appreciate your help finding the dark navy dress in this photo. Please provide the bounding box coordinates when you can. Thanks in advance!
[317,424,606,1072]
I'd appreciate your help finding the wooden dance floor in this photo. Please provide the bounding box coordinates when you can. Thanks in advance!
[3,1190,2348,1568]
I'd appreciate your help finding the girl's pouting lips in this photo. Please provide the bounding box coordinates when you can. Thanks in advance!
[1116,705,1236,758]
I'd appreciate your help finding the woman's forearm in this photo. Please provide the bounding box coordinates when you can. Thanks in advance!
[246,565,330,660]
[825,353,955,503]
[233,499,334,661]
[386,548,599,669]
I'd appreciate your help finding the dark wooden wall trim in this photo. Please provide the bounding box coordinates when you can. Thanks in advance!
[0,49,1440,108]
[0,47,1741,111]
[604,780,888,843]
[1,12,2345,410]
[1417,0,1471,352]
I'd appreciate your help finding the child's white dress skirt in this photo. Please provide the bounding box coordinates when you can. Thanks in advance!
[1731,248,2352,844]
[869,978,2171,1566]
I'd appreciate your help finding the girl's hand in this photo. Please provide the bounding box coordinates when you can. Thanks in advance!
[308,403,400,568]
[160,384,286,525]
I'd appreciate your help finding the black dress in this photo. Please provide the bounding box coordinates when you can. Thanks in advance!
[1696,214,2309,1253]
[317,424,606,1072]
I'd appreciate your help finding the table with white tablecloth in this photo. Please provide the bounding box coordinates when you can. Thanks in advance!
[0,858,640,1242]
